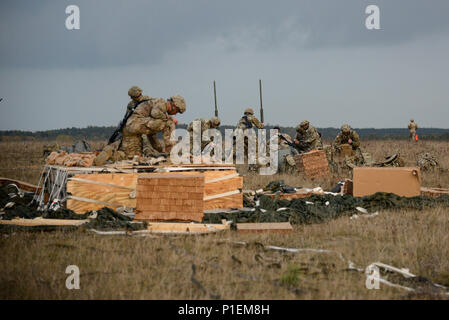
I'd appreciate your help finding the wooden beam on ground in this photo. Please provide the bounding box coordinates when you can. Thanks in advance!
[264,189,313,201]
[236,222,293,233]
[145,222,230,234]
[0,177,42,193]
[0,217,89,227]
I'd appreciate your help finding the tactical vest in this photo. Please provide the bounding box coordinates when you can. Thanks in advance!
[241,115,253,129]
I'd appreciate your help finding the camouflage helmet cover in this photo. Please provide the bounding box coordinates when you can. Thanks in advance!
[170,95,186,113]
[341,124,350,133]
[300,120,309,128]
[128,86,142,98]
[244,108,254,115]
[210,116,221,127]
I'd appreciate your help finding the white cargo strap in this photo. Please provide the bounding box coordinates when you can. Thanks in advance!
[67,195,123,208]
[203,190,240,201]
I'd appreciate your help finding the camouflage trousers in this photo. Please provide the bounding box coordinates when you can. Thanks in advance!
[409,130,417,141]
[94,140,126,166]
[120,117,174,158]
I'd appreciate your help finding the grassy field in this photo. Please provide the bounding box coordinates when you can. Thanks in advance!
[0,139,448,299]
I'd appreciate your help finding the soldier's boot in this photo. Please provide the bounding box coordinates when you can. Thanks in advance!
[94,140,120,166]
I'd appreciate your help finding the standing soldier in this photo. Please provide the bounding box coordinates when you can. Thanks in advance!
[236,108,264,131]
[293,120,322,153]
[333,124,361,151]
[408,119,418,141]
[235,108,264,170]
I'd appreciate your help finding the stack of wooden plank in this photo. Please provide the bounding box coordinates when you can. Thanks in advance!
[135,174,204,222]
[294,150,330,179]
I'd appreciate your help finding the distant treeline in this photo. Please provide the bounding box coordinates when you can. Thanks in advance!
[1,125,449,142]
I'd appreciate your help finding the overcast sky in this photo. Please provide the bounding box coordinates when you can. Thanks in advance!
[1,0,449,131]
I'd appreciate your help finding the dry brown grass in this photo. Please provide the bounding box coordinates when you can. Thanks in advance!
[0,139,448,299]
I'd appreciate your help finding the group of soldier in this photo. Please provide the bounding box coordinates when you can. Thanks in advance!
[95,85,418,168]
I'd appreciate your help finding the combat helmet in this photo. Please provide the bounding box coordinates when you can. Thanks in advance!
[210,116,221,127]
[341,124,350,134]
[244,108,254,115]
[128,86,142,98]
[410,118,414,122]
[170,95,186,113]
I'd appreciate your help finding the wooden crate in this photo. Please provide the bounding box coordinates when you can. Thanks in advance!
[63,165,242,215]
[135,174,205,222]
[66,173,138,213]
[294,150,330,179]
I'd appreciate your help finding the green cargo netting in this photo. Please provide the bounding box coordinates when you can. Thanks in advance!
[0,182,146,232]
[202,192,449,225]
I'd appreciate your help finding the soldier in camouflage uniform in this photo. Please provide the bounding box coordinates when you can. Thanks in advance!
[417,152,438,171]
[124,87,162,157]
[333,124,361,151]
[235,108,264,170]
[187,117,221,153]
[120,88,186,158]
[271,126,297,173]
[293,120,322,153]
[332,124,364,168]
[408,119,418,141]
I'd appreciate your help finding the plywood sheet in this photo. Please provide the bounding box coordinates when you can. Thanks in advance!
[353,167,421,197]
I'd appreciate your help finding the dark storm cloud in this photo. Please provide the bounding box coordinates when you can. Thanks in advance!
[1,0,449,68]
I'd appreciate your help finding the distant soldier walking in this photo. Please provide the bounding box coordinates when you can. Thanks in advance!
[235,108,264,170]
[408,119,418,141]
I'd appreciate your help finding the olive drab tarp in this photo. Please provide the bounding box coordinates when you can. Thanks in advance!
[0,182,146,232]
[202,192,449,225]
